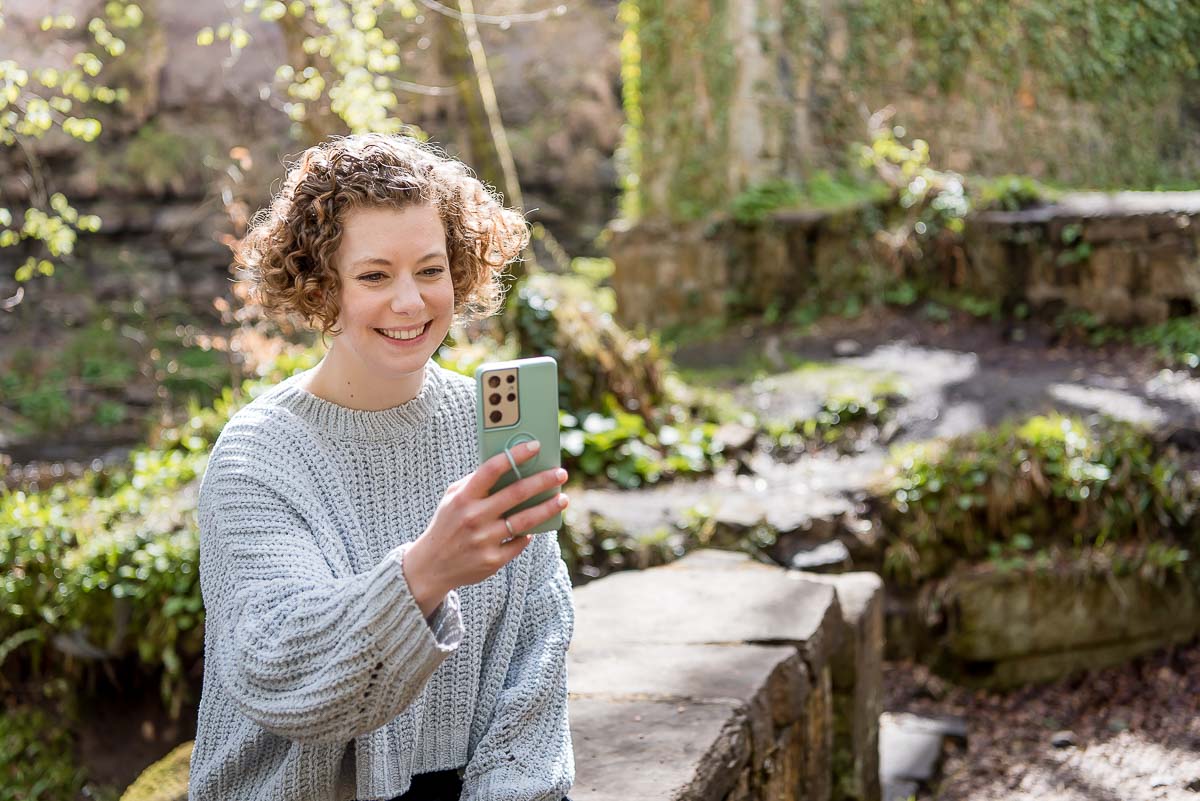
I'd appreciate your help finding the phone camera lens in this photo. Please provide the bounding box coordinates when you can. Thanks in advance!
[489,393,501,405]
[506,393,515,402]
[489,410,502,423]
[506,375,515,383]
[488,376,501,388]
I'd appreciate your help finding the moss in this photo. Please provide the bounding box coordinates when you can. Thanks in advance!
[119,741,192,801]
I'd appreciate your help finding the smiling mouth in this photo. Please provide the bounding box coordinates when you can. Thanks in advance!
[375,322,431,342]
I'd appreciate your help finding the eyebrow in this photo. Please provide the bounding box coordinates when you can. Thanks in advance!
[351,250,447,268]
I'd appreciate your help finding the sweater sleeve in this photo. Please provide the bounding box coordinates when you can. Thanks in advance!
[459,532,575,801]
[198,444,463,746]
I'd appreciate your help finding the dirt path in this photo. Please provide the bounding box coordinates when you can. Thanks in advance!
[885,640,1200,801]
[672,306,1200,444]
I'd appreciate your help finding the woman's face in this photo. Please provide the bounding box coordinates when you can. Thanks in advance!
[330,203,455,387]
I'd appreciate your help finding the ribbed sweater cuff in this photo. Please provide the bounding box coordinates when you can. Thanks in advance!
[364,542,464,658]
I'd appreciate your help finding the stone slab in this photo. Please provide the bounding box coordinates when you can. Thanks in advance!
[569,641,806,708]
[569,697,749,801]
[573,551,844,673]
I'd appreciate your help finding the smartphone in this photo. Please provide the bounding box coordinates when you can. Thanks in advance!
[475,356,562,534]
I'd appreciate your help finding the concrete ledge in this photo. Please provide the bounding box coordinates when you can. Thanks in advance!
[569,548,883,801]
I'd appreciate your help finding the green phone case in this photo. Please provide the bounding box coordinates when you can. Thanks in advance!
[475,356,562,534]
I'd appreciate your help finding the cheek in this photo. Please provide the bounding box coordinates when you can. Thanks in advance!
[432,279,456,313]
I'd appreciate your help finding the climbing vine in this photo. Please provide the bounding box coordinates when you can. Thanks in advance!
[620,0,1200,221]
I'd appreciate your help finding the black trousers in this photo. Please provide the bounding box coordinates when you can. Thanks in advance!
[380,768,571,801]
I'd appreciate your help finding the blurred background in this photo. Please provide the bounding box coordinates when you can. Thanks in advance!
[1,1,1199,799]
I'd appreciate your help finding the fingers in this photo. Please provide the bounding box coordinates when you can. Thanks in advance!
[464,440,543,498]
[481,465,567,520]
[501,489,569,536]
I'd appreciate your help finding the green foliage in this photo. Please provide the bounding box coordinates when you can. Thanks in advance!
[616,0,643,220]
[858,124,969,237]
[971,174,1058,212]
[880,414,1198,588]
[91,120,221,196]
[0,379,267,717]
[849,0,1200,103]
[1057,311,1200,371]
[1132,318,1200,370]
[200,0,430,135]
[510,270,668,419]
[767,393,893,455]
[729,173,889,225]
[0,706,86,801]
[620,0,737,221]
[0,2,139,288]
[0,313,239,436]
[560,397,721,489]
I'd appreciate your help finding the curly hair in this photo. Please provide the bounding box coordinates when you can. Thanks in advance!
[236,133,529,334]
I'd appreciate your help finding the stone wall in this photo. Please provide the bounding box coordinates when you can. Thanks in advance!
[608,205,884,330]
[609,192,1200,331]
[964,192,1200,324]
[887,563,1200,689]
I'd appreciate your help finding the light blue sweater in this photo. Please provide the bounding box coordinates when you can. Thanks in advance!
[188,359,575,801]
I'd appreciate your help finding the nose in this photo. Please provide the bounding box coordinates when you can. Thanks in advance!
[389,273,426,318]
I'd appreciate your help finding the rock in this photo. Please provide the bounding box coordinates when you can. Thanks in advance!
[834,339,863,357]
[879,712,966,796]
[713,421,757,454]
[712,494,767,532]
[1050,730,1076,749]
[789,539,851,572]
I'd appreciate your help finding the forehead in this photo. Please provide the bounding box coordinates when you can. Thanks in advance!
[337,203,446,264]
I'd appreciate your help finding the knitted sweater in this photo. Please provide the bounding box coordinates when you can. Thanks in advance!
[188,359,575,801]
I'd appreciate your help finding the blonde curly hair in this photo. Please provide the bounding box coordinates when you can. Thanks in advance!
[236,133,529,334]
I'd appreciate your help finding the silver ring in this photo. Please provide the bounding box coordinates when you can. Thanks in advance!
[503,517,515,537]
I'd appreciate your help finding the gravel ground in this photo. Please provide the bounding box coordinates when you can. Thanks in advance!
[884,638,1200,800]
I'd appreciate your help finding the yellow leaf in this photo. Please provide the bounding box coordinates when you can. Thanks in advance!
[261,1,287,21]
[14,258,35,282]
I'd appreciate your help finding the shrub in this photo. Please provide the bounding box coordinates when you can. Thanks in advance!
[879,414,1198,587]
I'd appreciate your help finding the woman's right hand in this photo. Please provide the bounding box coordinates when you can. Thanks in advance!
[403,440,569,616]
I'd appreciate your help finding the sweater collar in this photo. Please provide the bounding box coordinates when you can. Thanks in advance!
[277,359,448,442]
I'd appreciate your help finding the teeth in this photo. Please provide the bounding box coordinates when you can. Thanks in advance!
[380,324,425,341]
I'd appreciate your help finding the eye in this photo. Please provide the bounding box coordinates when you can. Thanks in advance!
[357,272,387,282]
[421,266,446,277]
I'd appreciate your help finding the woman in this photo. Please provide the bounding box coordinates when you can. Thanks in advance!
[188,133,575,801]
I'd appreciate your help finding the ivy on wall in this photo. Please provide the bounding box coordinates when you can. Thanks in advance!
[618,0,736,222]
[619,0,1200,223]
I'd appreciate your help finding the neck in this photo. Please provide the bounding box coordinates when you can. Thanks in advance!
[302,342,428,411]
